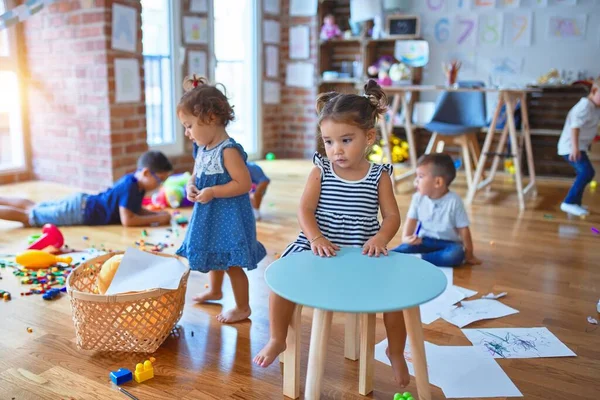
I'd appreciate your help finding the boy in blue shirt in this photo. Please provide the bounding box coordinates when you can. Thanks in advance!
[0,151,173,227]
[392,153,481,267]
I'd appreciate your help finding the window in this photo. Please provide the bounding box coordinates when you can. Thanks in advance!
[214,0,260,157]
[0,0,26,172]
[141,0,182,155]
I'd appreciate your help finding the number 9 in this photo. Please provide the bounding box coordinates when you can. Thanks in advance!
[435,18,450,43]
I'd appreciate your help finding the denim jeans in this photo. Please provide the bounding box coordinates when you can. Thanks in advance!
[563,151,595,206]
[392,237,465,267]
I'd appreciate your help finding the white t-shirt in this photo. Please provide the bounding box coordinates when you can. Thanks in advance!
[407,191,470,243]
[557,97,600,156]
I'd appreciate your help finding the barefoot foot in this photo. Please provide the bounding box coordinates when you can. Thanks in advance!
[216,307,251,323]
[192,290,223,303]
[386,347,411,387]
[253,339,287,368]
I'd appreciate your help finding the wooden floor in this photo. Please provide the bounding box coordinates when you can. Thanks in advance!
[0,160,599,400]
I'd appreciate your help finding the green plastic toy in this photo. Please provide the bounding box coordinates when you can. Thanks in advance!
[265,152,276,161]
[393,392,413,400]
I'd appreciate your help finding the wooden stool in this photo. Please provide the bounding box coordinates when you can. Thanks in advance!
[425,132,482,190]
[266,248,447,400]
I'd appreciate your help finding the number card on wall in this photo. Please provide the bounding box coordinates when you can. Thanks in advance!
[453,13,478,46]
[504,12,532,46]
[426,0,447,12]
[478,13,503,46]
[434,17,451,43]
[548,15,586,39]
[499,0,520,7]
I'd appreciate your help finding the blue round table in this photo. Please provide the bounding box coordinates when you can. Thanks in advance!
[265,248,447,399]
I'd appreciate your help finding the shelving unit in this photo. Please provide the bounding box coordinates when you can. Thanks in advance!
[316,0,423,154]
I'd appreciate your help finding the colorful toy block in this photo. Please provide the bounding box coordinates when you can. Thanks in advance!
[109,368,133,385]
[134,360,154,383]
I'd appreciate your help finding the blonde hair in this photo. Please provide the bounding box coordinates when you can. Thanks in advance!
[176,74,235,126]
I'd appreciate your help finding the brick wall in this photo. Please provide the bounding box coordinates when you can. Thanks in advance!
[22,0,147,192]
[267,0,318,159]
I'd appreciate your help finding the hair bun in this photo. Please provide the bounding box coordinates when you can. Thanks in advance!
[182,74,208,92]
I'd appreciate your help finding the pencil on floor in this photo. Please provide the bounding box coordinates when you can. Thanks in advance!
[118,387,139,400]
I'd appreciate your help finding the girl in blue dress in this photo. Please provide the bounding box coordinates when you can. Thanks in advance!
[176,75,266,323]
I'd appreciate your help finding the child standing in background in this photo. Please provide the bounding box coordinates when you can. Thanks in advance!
[391,153,481,267]
[254,80,410,388]
[557,78,600,217]
[176,75,266,324]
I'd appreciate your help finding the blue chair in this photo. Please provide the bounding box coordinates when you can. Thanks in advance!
[424,81,487,189]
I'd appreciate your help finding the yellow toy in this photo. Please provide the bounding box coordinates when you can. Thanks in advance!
[97,254,124,294]
[16,250,72,269]
[134,360,154,383]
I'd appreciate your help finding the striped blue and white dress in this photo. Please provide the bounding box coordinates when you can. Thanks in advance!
[281,152,393,257]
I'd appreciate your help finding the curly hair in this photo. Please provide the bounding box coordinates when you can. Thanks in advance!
[176,74,235,127]
[315,79,388,133]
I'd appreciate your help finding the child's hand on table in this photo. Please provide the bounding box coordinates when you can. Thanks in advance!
[311,237,340,257]
[362,234,388,257]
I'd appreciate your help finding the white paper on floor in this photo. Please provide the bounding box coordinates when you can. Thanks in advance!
[375,339,522,398]
[105,247,188,295]
[462,327,577,358]
[419,267,479,324]
[482,291,507,300]
[440,299,519,328]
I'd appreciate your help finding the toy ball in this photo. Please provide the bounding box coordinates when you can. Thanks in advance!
[393,392,413,400]
[266,152,276,161]
[454,158,462,169]
[590,180,597,189]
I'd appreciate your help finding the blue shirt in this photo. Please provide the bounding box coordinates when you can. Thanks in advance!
[84,174,145,225]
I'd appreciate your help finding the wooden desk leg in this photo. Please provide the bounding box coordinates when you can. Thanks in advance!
[359,313,376,396]
[402,92,418,175]
[465,95,504,205]
[487,125,509,193]
[403,307,431,400]
[305,309,332,400]
[504,93,525,210]
[520,92,536,194]
[344,313,360,361]
[283,305,303,399]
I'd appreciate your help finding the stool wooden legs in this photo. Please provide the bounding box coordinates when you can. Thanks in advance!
[305,309,333,400]
[359,313,376,395]
[283,305,303,399]
[344,313,360,361]
[404,306,431,400]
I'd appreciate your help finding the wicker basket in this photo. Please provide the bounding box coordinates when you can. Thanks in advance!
[66,251,190,353]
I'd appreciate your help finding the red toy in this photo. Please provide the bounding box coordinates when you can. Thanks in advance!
[28,224,64,251]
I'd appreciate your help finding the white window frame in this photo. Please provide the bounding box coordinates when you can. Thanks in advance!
[146,0,184,157]
[0,0,27,174]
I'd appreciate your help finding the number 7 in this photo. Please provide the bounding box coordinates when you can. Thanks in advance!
[457,17,475,44]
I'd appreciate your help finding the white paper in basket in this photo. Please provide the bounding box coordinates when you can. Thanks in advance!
[105,247,188,295]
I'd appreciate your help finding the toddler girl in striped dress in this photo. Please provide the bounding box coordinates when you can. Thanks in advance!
[254,80,410,388]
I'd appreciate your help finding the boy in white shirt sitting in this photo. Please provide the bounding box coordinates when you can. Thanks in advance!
[557,78,600,216]
[392,153,481,267]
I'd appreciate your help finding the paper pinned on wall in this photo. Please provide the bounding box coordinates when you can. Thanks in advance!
[264,19,280,44]
[285,62,314,88]
[478,13,504,46]
[264,0,280,15]
[504,12,532,46]
[462,327,577,359]
[440,299,519,328]
[531,0,548,6]
[187,50,207,78]
[111,3,137,53]
[289,25,310,59]
[554,0,576,5]
[472,0,497,9]
[115,58,141,103]
[183,16,208,44]
[290,0,317,16]
[265,45,279,78]
[190,0,208,13]
[263,81,281,104]
[490,56,524,75]
[547,15,586,40]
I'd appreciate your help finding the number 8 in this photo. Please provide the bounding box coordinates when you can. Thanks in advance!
[481,15,499,44]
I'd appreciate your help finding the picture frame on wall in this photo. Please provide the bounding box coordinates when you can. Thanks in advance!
[385,14,420,39]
